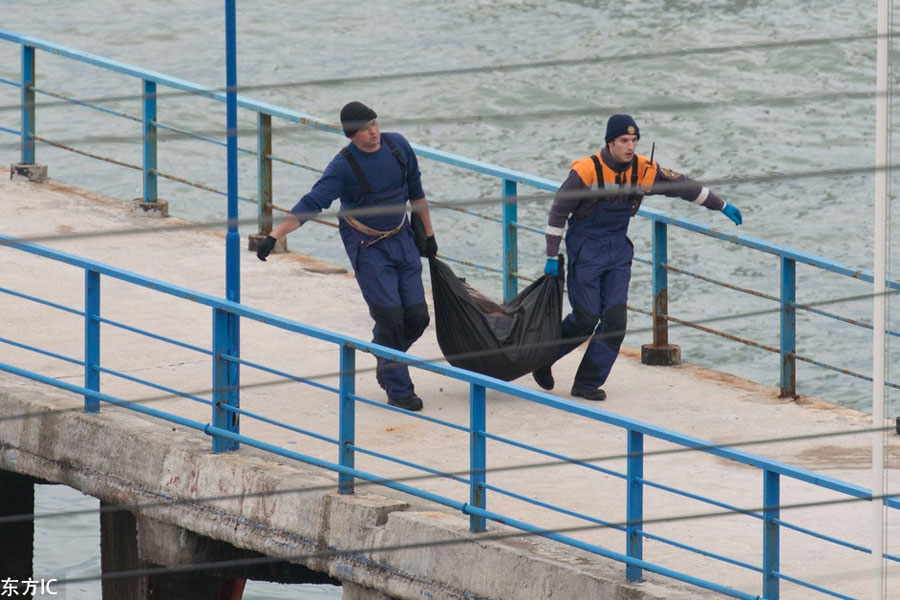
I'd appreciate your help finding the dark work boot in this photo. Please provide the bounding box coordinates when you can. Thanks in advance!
[571,384,607,401]
[532,365,555,391]
[388,394,423,412]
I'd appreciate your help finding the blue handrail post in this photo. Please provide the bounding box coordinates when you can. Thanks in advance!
[20,44,35,164]
[502,178,518,303]
[470,383,487,532]
[84,270,100,414]
[257,112,273,237]
[779,257,796,398]
[641,220,681,365]
[763,469,780,599]
[212,307,239,452]
[141,79,158,204]
[338,343,356,494]
[222,0,241,451]
[626,429,644,582]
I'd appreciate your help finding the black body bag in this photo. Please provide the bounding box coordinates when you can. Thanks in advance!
[427,255,564,382]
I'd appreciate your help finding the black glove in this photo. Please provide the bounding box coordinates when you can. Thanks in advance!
[256,235,277,261]
[425,235,438,258]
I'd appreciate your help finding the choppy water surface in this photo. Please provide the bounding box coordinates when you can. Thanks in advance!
[2,1,898,596]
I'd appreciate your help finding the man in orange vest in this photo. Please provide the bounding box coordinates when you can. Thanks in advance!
[533,114,742,401]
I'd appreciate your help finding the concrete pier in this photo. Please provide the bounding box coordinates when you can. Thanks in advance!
[1,167,899,599]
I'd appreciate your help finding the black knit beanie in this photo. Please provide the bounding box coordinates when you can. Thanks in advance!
[605,114,640,144]
[340,101,378,137]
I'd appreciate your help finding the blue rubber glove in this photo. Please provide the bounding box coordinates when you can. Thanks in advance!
[543,257,559,276]
[721,202,743,226]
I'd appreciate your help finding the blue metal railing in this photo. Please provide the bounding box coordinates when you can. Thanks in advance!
[1,28,898,403]
[2,232,899,599]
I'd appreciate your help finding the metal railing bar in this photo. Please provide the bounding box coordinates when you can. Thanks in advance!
[154,119,258,157]
[345,391,472,431]
[480,481,626,533]
[218,402,339,445]
[435,254,505,274]
[666,263,900,337]
[0,335,83,367]
[97,315,211,356]
[639,477,764,522]
[0,125,20,136]
[632,256,651,267]
[154,168,255,204]
[0,285,83,316]
[34,135,141,171]
[0,76,20,87]
[627,304,652,317]
[650,209,900,291]
[221,354,340,396]
[267,151,324,173]
[775,517,869,553]
[639,530,762,574]
[792,353,900,390]
[774,570,856,600]
[1,359,210,431]
[510,220,544,236]
[796,301,900,338]
[347,444,471,486]
[664,263,779,302]
[96,364,212,407]
[430,200,504,225]
[34,86,141,123]
[480,431,626,479]
[665,314,781,354]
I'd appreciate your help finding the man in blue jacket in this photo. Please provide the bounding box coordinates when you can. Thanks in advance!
[534,114,743,401]
[257,101,438,411]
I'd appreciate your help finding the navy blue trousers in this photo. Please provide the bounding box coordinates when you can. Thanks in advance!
[346,228,429,400]
[555,234,631,389]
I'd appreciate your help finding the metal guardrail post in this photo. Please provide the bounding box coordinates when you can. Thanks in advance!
[257,112,273,237]
[780,257,797,398]
[212,307,239,452]
[502,178,518,303]
[763,470,780,600]
[20,44,35,164]
[626,429,644,582]
[642,220,681,365]
[141,79,157,204]
[470,383,487,532]
[338,343,356,494]
[84,270,100,414]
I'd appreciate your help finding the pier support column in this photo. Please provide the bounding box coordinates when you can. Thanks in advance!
[100,500,149,599]
[101,503,228,600]
[0,470,35,593]
[135,515,339,595]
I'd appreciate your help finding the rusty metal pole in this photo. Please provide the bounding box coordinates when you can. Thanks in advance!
[641,220,680,365]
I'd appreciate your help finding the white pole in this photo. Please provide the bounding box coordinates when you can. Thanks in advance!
[872,0,888,597]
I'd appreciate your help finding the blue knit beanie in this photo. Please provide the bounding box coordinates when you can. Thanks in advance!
[605,114,640,144]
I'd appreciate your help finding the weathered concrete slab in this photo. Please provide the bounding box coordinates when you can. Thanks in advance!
[1,167,899,598]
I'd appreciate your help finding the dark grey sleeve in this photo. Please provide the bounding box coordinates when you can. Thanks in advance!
[652,165,725,210]
[545,170,586,256]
